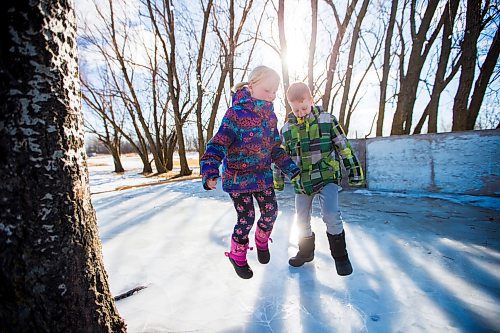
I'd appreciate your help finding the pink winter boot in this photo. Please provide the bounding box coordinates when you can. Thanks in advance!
[255,226,273,264]
[225,239,253,279]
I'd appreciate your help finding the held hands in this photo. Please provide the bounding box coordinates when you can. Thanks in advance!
[273,173,300,191]
[206,178,218,190]
[273,180,284,191]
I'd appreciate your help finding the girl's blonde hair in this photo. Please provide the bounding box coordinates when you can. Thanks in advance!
[232,66,280,92]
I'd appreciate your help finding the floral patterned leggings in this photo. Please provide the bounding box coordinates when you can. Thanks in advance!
[229,187,278,244]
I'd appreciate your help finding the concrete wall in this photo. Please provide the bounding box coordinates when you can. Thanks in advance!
[340,139,366,189]
[363,129,500,196]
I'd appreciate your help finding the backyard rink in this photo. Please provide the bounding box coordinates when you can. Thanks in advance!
[89,154,499,333]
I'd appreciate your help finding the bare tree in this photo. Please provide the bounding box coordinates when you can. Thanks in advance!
[391,0,446,135]
[0,1,126,331]
[206,0,254,141]
[81,75,125,173]
[452,0,482,131]
[475,101,500,130]
[194,0,214,159]
[452,0,499,131]
[344,24,384,133]
[377,0,398,136]
[338,0,370,130]
[467,26,499,129]
[322,0,359,113]
[278,0,291,114]
[142,29,178,172]
[308,0,319,95]
[106,0,170,173]
[146,0,194,176]
[79,18,155,173]
[413,0,460,134]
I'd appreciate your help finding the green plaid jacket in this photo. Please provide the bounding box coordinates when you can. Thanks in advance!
[273,106,364,195]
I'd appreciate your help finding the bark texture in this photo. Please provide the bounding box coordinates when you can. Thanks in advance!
[0,1,126,332]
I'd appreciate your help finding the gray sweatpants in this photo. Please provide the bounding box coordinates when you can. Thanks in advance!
[295,183,344,238]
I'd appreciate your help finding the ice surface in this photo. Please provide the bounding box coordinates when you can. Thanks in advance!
[89,155,500,333]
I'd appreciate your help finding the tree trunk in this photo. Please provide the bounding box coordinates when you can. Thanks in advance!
[150,42,167,172]
[452,0,482,131]
[173,107,192,176]
[391,0,441,135]
[0,1,126,332]
[377,0,398,136]
[321,0,358,113]
[109,145,125,173]
[308,0,318,95]
[195,0,213,160]
[206,68,229,141]
[465,18,500,129]
[339,0,370,131]
[164,132,177,171]
[278,0,291,114]
[165,0,191,176]
[417,0,459,134]
[176,139,191,175]
[228,0,236,91]
[139,153,153,174]
[111,113,125,173]
[127,107,152,173]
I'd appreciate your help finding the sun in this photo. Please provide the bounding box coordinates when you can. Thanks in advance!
[283,1,310,77]
[285,42,308,73]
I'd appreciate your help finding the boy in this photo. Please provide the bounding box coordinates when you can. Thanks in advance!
[273,82,364,276]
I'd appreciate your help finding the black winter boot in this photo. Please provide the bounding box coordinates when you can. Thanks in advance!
[326,230,353,276]
[289,233,315,267]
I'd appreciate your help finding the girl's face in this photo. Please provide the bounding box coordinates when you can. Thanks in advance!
[248,77,279,102]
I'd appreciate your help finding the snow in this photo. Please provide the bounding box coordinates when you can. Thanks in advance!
[353,189,500,211]
[88,153,200,194]
[89,155,500,333]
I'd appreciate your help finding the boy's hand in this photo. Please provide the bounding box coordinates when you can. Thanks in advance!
[206,178,218,190]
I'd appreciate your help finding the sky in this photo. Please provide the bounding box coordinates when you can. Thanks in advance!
[259,0,499,136]
[75,0,500,141]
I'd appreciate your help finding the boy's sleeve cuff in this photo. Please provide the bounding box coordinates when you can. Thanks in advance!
[348,178,366,187]
[289,166,301,180]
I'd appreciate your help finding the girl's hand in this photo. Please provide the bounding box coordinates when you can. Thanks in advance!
[206,178,218,190]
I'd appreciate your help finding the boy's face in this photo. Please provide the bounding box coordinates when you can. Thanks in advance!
[289,94,313,119]
[249,77,279,102]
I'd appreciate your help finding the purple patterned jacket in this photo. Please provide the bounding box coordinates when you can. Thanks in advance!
[200,87,300,193]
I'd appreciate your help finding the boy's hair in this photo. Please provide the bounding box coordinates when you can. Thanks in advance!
[287,82,312,102]
[232,66,280,92]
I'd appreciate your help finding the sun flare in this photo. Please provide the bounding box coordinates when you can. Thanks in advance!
[283,1,310,77]
[285,47,308,73]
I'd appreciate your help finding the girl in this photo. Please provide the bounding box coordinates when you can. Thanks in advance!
[200,66,300,279]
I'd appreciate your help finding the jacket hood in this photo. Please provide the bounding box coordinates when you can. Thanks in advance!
[232,87,274,112]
